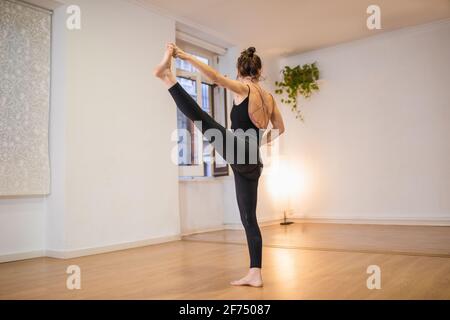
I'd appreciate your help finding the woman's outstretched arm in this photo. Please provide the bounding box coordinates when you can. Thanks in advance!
[170,43,248,97]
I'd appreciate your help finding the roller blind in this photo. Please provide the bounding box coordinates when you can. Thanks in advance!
[0,0,51,195]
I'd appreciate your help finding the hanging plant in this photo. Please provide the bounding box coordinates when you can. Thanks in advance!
[274,62,320,121]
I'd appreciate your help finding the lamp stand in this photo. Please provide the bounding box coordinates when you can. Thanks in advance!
[280,210,294,226]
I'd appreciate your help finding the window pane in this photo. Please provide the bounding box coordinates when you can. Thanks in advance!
[175,53,209,73]
[178,77,197,99]
[201,83,211,114]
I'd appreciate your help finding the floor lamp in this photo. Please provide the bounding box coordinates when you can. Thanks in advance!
[280,209,294,226]
[280,185,294,226]
[270,156,295,226]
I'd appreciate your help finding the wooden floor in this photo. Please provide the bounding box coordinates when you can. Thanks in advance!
[184,223,450,257]
[1,223,450,299]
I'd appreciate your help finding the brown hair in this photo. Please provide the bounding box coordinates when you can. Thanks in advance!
[237,47,262,81]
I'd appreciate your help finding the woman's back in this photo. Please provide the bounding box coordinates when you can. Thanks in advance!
[233,82,274,130]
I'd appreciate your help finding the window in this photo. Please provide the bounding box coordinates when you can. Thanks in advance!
[175,40,229,178]
[0,0,51,195]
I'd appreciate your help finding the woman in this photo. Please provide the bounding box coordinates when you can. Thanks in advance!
[154,43,285,287]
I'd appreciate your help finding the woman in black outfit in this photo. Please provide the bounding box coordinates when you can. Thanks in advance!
[154,43,285,287]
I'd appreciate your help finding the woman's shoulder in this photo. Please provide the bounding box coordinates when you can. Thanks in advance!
[248,82,271,95]
[250,84,274,106]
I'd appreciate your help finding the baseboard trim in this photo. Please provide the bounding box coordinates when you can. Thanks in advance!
[290,216,450,226]
[181,225,225,237]
[0,250,46,264]
[0,234,181,263]
[45,234,181,259]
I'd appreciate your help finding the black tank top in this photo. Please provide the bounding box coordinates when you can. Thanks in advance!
[231,84,264,172]
[230,85,259,132]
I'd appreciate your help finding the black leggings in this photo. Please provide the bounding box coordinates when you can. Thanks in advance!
[168,82,263,268]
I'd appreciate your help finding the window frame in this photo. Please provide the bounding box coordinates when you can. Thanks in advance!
[175,40,229,178]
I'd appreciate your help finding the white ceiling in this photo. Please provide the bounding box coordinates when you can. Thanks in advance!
[142,0,450,56]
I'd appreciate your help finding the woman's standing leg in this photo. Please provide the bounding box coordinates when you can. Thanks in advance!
[230,168,263,287]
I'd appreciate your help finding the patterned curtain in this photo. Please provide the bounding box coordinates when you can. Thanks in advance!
[0,0,51,196]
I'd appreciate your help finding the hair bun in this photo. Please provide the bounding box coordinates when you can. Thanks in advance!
[245,47,256,57]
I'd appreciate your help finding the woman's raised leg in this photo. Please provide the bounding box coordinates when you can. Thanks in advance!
[154,46,248,165]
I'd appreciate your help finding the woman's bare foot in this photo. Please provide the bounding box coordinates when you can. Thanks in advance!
[230,268,263,287]
[153,44,177,87]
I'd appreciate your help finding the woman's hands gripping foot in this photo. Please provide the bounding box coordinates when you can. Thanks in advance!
[153,43,174,78]
[153,43,178,87]
[171,43,190,60]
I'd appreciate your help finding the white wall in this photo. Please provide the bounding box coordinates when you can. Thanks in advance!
[0,197,45,258]
[179,179,226,234]
[46,2,67,253]
[60,0,180,251]
[257,52,290,223]
[279,20,450,221]
[1,0,181,259]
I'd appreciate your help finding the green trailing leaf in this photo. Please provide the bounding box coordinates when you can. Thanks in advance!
[274,62,320,121]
